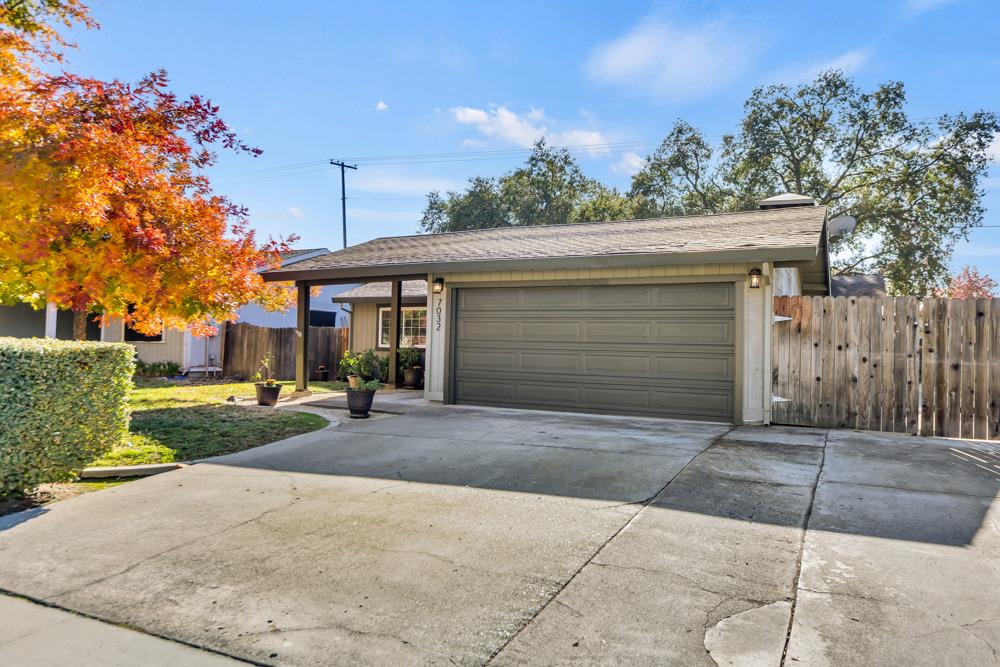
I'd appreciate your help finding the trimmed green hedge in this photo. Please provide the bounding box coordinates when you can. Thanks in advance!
[0,338,135,496]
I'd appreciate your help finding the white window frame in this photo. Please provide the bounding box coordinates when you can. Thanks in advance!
[377,306,427,349]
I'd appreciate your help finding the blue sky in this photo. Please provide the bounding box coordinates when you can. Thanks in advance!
[63,0,1000,277]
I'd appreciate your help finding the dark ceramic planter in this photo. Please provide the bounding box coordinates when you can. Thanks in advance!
[315,368,330,381]
[346,388,376,418]
[255,382,282,406]
[402,367,424,389]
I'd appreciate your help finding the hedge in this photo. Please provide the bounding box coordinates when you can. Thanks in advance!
[0,338,135,496]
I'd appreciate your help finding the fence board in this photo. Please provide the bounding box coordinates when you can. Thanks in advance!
[975,299,990,439]
[772,295,1000,440]
[223,323,348,380]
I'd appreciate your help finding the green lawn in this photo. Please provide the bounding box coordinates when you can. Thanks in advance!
[89,379,348,467]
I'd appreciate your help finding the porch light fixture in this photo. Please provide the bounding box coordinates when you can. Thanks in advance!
[748,268,762,289]
[432,277,445,294]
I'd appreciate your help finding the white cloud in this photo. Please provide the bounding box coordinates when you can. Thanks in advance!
[375,100,389,112]
[352,168,464,196]
[776,49,871,83]
[611,151,645,175]
[287,207,305,219]
[904,0,958,15]
[584,16,754,102]
[450,105,610,153]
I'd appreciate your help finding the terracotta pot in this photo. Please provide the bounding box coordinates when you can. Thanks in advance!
[346,388,375,418]
[255,382,281,406]
[348,375,360,389]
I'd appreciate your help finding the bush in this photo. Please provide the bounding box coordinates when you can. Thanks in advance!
[0,338,135,496]
[135,360,181,377]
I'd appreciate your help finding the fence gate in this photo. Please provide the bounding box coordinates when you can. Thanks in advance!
[772,296,1000,440]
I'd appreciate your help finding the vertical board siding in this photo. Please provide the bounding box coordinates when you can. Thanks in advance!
[223,323,348,380]
[772,296,1000,440]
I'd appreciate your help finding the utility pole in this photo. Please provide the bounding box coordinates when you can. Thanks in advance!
[330,160,357,249]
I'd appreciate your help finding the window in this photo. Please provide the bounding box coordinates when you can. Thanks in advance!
[378,306,427,348]
[123,305,163,342]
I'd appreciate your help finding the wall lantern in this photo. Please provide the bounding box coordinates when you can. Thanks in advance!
[748,268,762,289]
[432,277,446,294]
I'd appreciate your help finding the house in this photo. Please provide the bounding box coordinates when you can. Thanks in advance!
[237,247,353,328]
[333,281,428,355]
[830,274,887,297]
[0,247,349,373]
[263,194,832,425]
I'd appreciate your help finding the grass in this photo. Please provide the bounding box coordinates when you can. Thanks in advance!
[90,378,348,467]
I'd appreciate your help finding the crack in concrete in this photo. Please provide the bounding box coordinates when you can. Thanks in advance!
[482,427,736,665]
[51,497,302,600]
[780,428,830,667]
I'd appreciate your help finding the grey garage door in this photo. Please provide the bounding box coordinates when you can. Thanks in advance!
[452,283,735,421]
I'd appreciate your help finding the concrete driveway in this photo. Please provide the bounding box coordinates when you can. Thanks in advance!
[0,403,998,666]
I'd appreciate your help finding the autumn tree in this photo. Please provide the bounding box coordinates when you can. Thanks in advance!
[938,265,998,299]
[0,0,291,338]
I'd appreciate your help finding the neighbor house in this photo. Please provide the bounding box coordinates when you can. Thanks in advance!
[264,193,833,425]
[0,246,349,373]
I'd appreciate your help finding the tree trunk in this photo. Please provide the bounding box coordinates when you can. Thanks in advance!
[72,311,87,340]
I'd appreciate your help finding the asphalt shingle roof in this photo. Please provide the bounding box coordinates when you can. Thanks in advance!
[831,274,886,297]
[333,281,428,301]
[264,206,827,280]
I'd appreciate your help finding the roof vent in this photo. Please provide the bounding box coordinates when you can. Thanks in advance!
[758,193,815,209]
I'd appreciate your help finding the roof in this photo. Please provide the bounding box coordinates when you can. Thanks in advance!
[759,193,815,209]
[831,274,886,297]
[263,206,828,283]
[279,248,330,264]
[333,281,428,303]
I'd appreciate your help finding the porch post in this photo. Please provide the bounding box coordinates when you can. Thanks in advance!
[295,281,310,392]
[387,279,401,386]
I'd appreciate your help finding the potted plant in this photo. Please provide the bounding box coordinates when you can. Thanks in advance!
[339,351,360,388]
[346,378,380,418]
[315,364,330,382]
[252,356,282,406]
[398,347,423,389]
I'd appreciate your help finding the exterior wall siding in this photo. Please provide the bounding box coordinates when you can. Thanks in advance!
[102,319,186,365]
[349,303,382,354]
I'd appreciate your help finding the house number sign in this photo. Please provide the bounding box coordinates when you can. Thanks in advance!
[434,296,443,332]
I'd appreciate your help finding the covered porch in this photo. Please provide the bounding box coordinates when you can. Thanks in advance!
[283,274,430,393]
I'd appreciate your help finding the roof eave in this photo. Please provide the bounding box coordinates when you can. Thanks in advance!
[262,246,820,284]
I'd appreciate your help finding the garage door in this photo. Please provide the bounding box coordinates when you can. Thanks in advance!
[453,283,735,421]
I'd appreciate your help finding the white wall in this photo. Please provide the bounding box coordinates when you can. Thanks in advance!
[236,285,353,328]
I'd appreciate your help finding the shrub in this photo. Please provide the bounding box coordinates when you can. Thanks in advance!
[357,349,381,381]
[0,338,135,496]
[398,347,421,369]
[135,360,181,377]
[338,351,359,379]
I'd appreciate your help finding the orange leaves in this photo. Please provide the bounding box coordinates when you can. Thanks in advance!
[0,1,292,337]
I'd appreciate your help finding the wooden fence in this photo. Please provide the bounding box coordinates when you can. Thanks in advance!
[223,323,349,380]
[772,296,1000,440]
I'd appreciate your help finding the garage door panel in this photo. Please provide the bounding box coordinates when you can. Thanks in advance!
[457,350,732,383]
[454,283,735,421]
[652,320,734,345]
